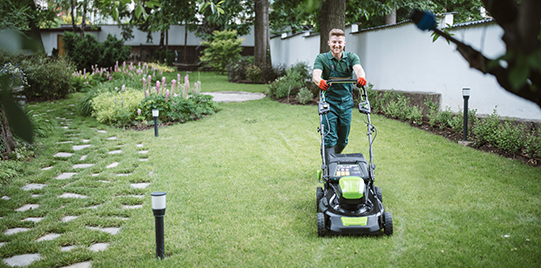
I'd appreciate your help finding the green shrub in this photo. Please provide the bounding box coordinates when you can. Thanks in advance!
[246,64,262,83]
[296,87,313,104]
[525,132,541,158]
[436,106,454,129]
[22,57,74,101]
[155,49,176,66]
[77,88,99,116]
[493,118,524,153]
[0,160,24,185]
[27,110,55,138]
[200,30,243,74]
[63,31,130,71]
[424,97,440,127]
[138,93,219,123]
[91,88,145,127]
[409,105,423,125]
[227,57,251,82]
[383,91,410,121]
[449,108,464,133]
[473,108,500,146]
[267,62,310,99]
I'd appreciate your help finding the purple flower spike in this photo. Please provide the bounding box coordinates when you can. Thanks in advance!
[137,108,141,115]
[156,81,160,94]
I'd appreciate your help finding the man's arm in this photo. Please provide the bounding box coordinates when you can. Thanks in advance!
[313,69,323,86]
[353,64,366,79]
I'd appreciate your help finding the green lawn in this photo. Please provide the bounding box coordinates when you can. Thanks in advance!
[1,72,540,267]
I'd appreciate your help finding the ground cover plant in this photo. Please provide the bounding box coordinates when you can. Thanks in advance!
[0,71,539,267]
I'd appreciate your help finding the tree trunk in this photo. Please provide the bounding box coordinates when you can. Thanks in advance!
[254,0,270,68]
[384,6,397,25]
[70,0,77,33]
[319,0,346,53]
[184,24,188,63]
[1,108,18,155]
[80,0,87,37]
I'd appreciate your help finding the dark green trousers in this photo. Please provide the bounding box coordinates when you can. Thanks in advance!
[323,97,354,150]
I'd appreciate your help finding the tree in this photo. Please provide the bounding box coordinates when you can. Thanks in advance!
[411,0,541,108]
[254,0,271,67]
[319,0,346,53]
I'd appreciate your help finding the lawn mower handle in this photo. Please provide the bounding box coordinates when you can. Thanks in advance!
[326,79,357,84]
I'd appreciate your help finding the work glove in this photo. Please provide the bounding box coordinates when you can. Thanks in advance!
[357,77,367,87]
[318,80,329,91]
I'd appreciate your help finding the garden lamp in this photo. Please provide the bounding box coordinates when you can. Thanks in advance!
[151,191,166,259]
[462,88,470,141]
[152,109,159,137]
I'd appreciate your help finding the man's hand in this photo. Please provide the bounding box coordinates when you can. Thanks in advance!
[357,77,367,87]
[318,80,329,90]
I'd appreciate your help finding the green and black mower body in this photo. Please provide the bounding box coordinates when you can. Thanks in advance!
[316,79,393,236]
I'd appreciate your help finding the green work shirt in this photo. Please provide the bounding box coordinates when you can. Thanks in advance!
[313,51,361,101]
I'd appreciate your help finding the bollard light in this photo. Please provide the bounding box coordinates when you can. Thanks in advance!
[151,191,166,259]
[152,109,159,137]
[462,88,470,141]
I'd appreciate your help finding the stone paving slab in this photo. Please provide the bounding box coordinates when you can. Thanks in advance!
[4,228,30,235]
[15,204,39,212]
[73,145,92,151]
[79,155,87,161]
[58,193,88,199]
[87,226,120,235]
[31,194,42,198]
[106,162,119,168]
[41,166,53,170]
[82,139,90,143]
[36,233,61,242]
[116,173,131,177]
[22,217,43,223]
[54,152,73,158]
[72,164,94,169]
[121,205,143,209]
[88,243,109,252]
[22,184,47,191]
[138,150,149,154]
[2,195,10,200]
[56,173,77,180]
[107,137,117,140]
[97,130,107,133]
[61,261,92,268]
[108,150,122,154]
[61,216,79,223]
[136,144,144,148]
[3,253,42,267]
[131,183,150,189]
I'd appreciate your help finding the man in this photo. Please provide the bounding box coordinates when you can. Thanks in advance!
[313,28,367,155]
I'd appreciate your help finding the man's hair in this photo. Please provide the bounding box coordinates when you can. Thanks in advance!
[329,29,345,39]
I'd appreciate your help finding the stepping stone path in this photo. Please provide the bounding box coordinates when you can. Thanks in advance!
[4,115,153,266]
[54,152,73,158]
[56,173,77,180]
[3,253,42,267]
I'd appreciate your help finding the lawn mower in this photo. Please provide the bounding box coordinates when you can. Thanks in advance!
[316,79,393,236]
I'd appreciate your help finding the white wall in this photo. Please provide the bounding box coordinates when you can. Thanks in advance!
[270,22,541,121]
[41,25,255,53]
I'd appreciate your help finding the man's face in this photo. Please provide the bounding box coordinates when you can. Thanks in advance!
[328,35,346,55]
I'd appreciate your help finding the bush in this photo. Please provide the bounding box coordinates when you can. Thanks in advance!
[22,57,74,101]
[154,49,176,66]
[267,62,310,99]
[63,31,130,71]
[0,160,24,185]
[436,106,454,129]
[91,88,145,127]
[424,97,440,127]
[227,57,250,82]
[493,118,525,153]
[473,108,501,146]
[246,65,262,83]
[296,87,313,104]
[138,93,219,123]
[200,30,243,74]
[409,105,423,125]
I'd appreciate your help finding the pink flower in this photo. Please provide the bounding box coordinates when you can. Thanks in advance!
[156,81,160,94]
[177,73,181,83]
[161,77,166,87]
[142,78,146,90]
[148,75,152,84]
[165,90,170,102]
[145,90,149,98]
[137,108,141,115]
[185,74,190,92]
[171,80,176,95]
[121,85,125,92]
